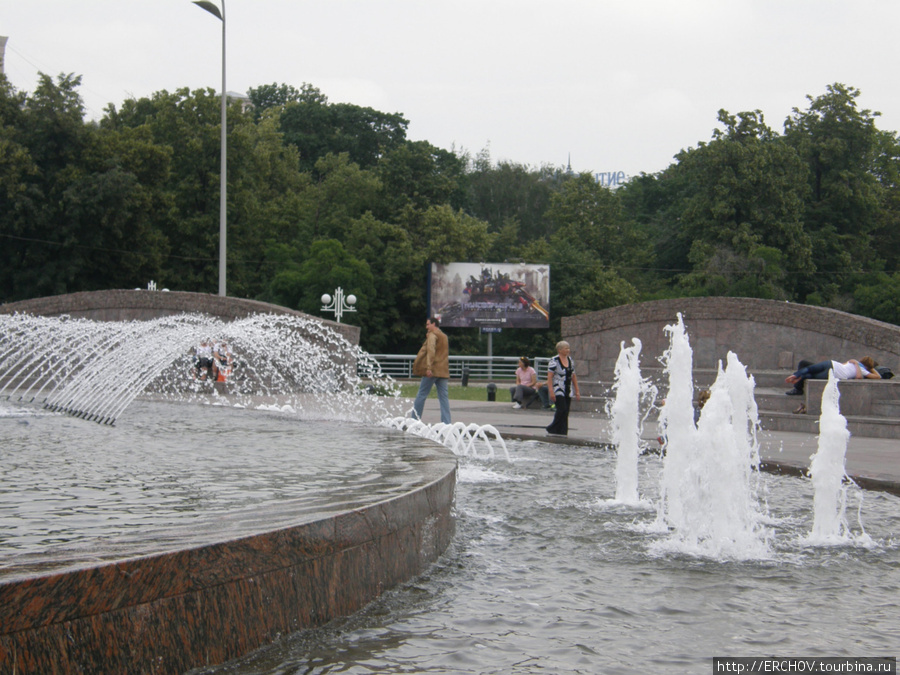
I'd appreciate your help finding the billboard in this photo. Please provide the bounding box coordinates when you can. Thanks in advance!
[429,262,550,329]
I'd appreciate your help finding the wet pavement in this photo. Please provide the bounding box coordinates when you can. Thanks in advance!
[408,398,900,497]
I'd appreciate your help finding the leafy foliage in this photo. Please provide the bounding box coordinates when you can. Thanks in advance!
[3,74,900,361]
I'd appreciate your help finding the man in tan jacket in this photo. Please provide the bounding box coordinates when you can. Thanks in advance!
[411,317,452,424]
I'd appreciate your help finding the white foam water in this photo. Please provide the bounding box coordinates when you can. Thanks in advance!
[383,418,510,462]
[803,372,873,547]
[653,314,771,560]
[608,337,657,504]
[0,312,400,426]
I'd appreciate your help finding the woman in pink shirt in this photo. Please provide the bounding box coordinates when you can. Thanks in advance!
[510,357,540,409]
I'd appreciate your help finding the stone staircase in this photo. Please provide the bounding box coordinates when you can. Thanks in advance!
[570,368,900,439]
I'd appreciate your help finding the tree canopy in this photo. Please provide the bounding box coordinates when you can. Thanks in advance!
[3,74,900,355]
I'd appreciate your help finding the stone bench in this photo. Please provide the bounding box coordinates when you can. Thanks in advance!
[804,378,900,417]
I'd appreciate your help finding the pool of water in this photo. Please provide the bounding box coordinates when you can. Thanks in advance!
[0,398,439,573]
[193,439,900,674]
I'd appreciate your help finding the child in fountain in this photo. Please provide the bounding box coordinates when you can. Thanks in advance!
[213,341,232,381]
[194,339,214,380]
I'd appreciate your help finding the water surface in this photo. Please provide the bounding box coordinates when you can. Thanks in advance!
[194,440,900,674]
[0,398,441,573]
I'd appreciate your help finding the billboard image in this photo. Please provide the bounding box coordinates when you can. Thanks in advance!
[429,262,550,329]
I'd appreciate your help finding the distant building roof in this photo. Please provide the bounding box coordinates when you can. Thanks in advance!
[226,90,252,113]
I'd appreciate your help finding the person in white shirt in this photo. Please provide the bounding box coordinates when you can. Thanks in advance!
[194,339,214,380]
[785,356,881,395]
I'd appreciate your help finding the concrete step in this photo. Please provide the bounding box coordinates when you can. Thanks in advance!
[755,388,807,414]
[873,400,900,417]
[760,410,900,440]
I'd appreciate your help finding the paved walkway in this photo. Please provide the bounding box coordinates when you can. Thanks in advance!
[408,398,900,497]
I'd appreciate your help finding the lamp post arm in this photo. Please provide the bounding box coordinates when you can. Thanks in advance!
[193,1,222,19]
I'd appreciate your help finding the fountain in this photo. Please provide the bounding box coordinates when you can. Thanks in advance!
[2,306,898,674]
[606,313,873,560]
[384,418,511,462]
[0,311,397,425]
[607,337,657,504]
[652,347,771,559]
[194,435,900,674]
[0,310,457,674]
[191,313,898,673]
[805,372,873,546]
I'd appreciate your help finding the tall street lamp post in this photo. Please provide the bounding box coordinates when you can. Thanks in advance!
[193,0,227,297]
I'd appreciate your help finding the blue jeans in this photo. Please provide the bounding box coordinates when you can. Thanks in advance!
[792,360,833,393]
[412,376,451,424]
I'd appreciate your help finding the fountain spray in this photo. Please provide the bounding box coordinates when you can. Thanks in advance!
[609,338,657,504]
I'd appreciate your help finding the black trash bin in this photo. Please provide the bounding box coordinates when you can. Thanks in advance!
[461,367,470,388]
[486,383,497,401]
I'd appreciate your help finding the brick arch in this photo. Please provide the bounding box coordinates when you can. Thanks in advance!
[0,289,359,344]
[562,297,900,380]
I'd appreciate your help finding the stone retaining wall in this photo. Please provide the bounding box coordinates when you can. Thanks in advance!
[0,290,360,345]
[562,297,900,382]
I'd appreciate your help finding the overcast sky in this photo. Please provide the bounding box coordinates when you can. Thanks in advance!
[3,1,899,179]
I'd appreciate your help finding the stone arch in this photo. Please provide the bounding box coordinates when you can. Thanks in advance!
[562,297,900,381]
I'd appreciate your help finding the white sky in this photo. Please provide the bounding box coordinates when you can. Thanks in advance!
[2,0,899,179]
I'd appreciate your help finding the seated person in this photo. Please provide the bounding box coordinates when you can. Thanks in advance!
[509,356,548,409]
[786,356,881,395]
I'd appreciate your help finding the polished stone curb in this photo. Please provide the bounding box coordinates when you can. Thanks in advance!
[0,440,457,675]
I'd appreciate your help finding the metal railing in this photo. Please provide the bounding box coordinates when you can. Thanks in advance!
[364,354,551,381]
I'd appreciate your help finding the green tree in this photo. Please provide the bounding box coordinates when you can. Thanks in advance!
[0,77,36,273]
[376,140,467,217]
[853,271,900,324]
[465,151,556,244]
[665,110,812,298]
[265,239,375,323]
[616,170,693,295]
[305,152,382,241]
[867,128,900,273]
[0,74,165,299]
[105,87,315,298]
[411,204,495,263]
[276,94,408,172]
[105,87,232,291]
[784,83,884,303]
[544,172,650,297]
[345,213,421,352]
[246,82,326,119]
